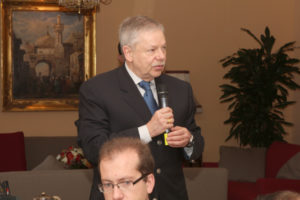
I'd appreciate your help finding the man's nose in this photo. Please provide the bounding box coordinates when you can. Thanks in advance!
[156,48,166,60]
[112,185,124,200]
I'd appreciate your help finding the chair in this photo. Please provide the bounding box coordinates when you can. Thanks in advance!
[183,167,228,200]
[0,131,27,172]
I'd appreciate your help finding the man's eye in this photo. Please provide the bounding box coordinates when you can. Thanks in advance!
[103,183,113,188]
[121,180,132,186]
[124,181,132,185]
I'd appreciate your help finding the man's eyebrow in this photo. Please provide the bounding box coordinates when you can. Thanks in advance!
[101,179,113,183]
[118,176,134,181]
[102,176,134,183]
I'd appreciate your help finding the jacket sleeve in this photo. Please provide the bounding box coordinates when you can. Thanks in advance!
[185,83,204,161]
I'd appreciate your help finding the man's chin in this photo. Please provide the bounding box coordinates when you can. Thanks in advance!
[151,70,163,78]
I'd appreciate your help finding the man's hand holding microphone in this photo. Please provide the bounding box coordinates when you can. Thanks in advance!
[146,84,193,148]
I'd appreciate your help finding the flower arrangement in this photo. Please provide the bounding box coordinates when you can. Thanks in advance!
[56,146,92,169]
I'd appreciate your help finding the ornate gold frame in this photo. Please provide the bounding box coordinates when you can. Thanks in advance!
[1,0,96,111]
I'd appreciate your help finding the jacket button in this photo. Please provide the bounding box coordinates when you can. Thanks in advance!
[157,140,162,145]
[156,168,161,174]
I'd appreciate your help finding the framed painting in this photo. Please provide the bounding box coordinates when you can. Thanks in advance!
[1,0,96,111]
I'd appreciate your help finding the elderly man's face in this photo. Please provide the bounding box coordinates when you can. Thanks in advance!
[124,29,166,81]
[99,149,154,200]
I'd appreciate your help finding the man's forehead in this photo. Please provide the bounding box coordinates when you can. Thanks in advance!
[134,29,165,41]
[100,150,140,181]
[100,149,139,167]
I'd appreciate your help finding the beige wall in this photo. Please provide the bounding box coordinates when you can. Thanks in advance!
[1,0,300,162]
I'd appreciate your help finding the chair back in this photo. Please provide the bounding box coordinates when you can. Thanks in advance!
[0,131,27,172]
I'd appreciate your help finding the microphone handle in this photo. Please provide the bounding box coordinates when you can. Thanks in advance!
[160,96,168,108]
[158,90,171,145]
[159,94,171,133]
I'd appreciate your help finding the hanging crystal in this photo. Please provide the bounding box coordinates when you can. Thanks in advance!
[58,0,112,14]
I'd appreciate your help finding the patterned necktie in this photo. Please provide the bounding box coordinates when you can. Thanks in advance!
[138,81,158,114]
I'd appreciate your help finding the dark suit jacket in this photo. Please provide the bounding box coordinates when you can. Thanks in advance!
[76,66,204,200]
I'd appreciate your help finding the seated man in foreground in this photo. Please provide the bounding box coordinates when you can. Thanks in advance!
[98,137,155,200]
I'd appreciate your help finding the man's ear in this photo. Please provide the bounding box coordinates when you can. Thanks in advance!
[123,45,133,62]
[146,173,155,194]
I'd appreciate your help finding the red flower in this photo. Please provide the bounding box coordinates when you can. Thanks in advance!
[66,152,74,164]
[75,154,81,162]
[56,146,92,169]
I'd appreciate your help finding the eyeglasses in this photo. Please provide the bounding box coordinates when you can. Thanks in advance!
[98,173,150,193]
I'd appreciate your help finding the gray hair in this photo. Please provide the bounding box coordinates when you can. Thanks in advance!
[119,16,164,49]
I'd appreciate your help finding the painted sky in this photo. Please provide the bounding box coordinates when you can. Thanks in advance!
[12,11,83,44]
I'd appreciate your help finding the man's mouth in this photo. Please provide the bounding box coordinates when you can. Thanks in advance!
[152,63,165,69]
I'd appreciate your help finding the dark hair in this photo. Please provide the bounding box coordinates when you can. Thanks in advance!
[99,137,154,175]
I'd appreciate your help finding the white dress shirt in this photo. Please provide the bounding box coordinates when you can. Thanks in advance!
[125,64,155,143]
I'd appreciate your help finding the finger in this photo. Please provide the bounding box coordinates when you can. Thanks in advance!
[168,134,190,147]
[167,131,183,137]
[166,118,174,125]
[159,107,172,114]
[167,132,186,141]
[167,140,186,148]
[169,127,186,136]
[156,110,173,122]
[164,111,174,119]
[168,133,190,146]
[170,126,182,131]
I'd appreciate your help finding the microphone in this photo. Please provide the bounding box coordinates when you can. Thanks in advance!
[157,84,170,145]
[158,84,169,109]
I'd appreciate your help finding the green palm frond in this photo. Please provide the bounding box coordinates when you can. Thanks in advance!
[219,26,300,147]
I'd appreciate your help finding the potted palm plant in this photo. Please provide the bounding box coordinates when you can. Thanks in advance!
[220,27,300,147]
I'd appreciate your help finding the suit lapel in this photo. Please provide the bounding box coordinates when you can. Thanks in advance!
[117,67,152,121]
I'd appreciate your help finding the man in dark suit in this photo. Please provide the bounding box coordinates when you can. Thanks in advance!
[76,15,204,200]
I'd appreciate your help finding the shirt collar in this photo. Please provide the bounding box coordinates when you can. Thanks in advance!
[125,62,155,86]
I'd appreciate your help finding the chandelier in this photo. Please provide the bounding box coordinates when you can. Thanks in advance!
[58,0,112,13]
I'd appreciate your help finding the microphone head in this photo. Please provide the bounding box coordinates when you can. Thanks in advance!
[157,84,168,108]
[157,84,168,96]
